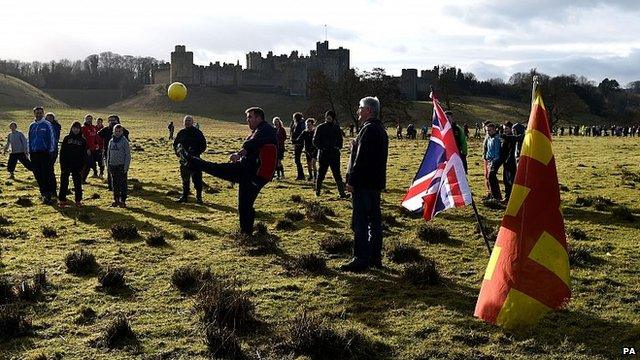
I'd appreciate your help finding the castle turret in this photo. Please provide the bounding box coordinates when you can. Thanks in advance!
[170,45,193,84]
[400,69,418,101]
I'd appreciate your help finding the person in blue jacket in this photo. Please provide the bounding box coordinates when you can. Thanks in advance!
[28,106,57,204]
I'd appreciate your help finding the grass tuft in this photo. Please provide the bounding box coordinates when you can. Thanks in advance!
[146,231,166,247]
[110,224,139,241]
[101,314,137,349]
[612,205,635,222]
[387,243,422,264]
[0,216,11,226]
[290,253,327,274]
[403,259,441,286]
[0,305,32,340]
[171,266,214,294]
[569,246,597,267]
[416,224,450,244]
[284,209,305,222]
[74,306,97,325]
[41,226,57,238]
[15,196,33,207]
[304,201,335,222]
[319,233,352,255]
[64,249,98,275]
[275,219,296,231]
[98,267,127,289]
[286,311,389,359]
[196,281,256,332]
[203,325,244,359]
[183,230,198,240]
[568,227,588,240]
[290,194,303,203]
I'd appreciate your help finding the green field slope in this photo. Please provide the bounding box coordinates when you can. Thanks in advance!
[0,75,67,109]
[0,107,638,359]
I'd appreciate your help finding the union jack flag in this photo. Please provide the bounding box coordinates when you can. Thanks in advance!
[401,95,472,221]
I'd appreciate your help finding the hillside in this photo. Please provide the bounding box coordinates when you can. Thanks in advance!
[47,89,124,108]
[0,74,67,109]
[110,85,310,123]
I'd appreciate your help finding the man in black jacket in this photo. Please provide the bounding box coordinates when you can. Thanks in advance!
[173,115,207,203]
[341,96,389,272]
[313,110,347,198]
[290,112,306,180]
[178,107,277,235]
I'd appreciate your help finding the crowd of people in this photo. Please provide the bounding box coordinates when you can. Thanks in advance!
[558,124,640,137]
[6,99,636,272]
[3,97,388,272]
[3,108,130,206]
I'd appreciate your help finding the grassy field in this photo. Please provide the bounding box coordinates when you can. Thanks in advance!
[0,106,639,359]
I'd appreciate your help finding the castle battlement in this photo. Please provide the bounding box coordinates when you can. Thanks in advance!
[152,41,350,96]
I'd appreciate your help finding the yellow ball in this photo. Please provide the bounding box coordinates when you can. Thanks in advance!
[167,82,187,102]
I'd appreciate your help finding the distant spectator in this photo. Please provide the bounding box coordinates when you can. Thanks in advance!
[273,117,287,179]
[484,123,502,201]
[290,112,306,180]
[296,118,317,181]
[446,111,468,172]
[107,124,131,207]
[94,117,105,178]
[168,121,175,139]
[396,123,403,139]
[313,110,347,198]
[81,114,99,182]
[3,122,32,179]
[173,115,206,204]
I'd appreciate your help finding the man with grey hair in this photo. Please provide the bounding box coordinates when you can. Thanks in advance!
[173,115,207,203]
[341,96,389,272]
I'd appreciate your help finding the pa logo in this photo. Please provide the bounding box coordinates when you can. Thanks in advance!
[623,347,636,355]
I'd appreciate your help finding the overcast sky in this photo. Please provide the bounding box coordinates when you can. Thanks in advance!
[1,0,639,85]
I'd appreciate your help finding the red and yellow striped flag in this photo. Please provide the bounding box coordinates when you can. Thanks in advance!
[474,85,570,328]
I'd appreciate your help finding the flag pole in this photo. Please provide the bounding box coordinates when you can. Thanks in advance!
[429,85,492,256]
[471,197,493,256]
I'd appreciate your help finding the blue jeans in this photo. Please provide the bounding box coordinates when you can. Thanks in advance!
[351,188,383,264]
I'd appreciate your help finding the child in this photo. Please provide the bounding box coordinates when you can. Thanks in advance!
[106,124,131,207]
[59,122,86,207]
[94,117,105,178]
[3,122,32,179]
[296,118,317,181]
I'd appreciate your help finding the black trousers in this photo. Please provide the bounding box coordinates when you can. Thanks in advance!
[59,170,82,202]
[460,153,468,173]
[7,153,32,173]
[109,165,128,202]
[191,158,264,234]
[293,144,305,179]
[30,152,56,198]
[503,163,516,200]
[487,160,502,200]
[180,164,203,198]
[316,149,345,195]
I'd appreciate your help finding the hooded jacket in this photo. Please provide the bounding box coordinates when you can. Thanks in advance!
[60,130,87,172]
[107,135,131,171]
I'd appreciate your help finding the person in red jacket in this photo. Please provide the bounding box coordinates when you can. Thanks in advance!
[94,117,105,178]
[81,114,99,182]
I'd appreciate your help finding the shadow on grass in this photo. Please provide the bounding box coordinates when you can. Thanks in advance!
[563,206,640,230]
[126,206,221,237]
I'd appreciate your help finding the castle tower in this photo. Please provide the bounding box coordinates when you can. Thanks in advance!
[400,69,418,101]
[170,45,193,84]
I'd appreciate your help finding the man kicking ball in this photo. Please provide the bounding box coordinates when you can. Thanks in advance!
[177,107,278,235]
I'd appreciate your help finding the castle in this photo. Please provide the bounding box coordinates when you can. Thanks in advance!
[152,41,350,96]
[152,41,431,100]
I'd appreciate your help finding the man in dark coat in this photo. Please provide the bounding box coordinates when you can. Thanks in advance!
[173,115,207,203]
[313,110,348,198]
[177,107,277,235]
[341,97,389,272]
